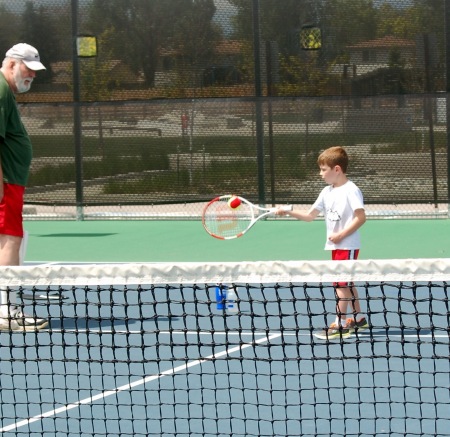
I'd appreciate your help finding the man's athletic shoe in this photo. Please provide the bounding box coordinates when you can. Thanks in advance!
[0,308,48,331]
[314,322,351,340]
[346,317,368,333]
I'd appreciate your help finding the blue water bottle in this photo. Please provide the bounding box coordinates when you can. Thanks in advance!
[226,287,238,313]
[215,283,227,310]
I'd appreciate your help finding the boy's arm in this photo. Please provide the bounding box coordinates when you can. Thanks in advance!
[275,206,319,222]
[328,208,366,244]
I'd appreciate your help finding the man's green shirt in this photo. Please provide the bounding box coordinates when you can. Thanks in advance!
[0,72,32,186]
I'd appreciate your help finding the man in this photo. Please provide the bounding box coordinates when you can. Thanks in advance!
[0,43,47,330]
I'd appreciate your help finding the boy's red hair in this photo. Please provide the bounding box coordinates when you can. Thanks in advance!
[317,146,348,173]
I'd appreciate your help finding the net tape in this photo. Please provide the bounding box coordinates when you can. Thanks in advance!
[3,258,450,286]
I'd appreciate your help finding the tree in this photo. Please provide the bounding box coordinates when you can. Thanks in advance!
[229,0,321,52]
[377,3,416,38]
[86,0,221,88]
[0,6,21,54]
[20,1,66,83]
[277,53,330,96]
[321,0,378,60]
[228,0,326,92]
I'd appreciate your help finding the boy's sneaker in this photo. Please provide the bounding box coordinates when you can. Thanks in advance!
[314,322,351,340]
[346,317,368,333]
[0,308,48,332]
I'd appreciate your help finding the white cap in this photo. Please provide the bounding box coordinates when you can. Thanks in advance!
[5,43,46,71]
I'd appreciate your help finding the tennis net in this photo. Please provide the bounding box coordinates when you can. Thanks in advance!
[0,259,449,436]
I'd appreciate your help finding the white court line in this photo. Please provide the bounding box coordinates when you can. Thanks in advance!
[43,329,450,339]
[0,332,282,433]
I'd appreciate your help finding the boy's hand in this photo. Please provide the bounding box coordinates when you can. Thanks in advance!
[274,206,289,216]
[328,209,365,244]
[328,232,343,244]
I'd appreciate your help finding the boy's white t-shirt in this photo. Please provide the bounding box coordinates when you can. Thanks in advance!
[311,180,364,250]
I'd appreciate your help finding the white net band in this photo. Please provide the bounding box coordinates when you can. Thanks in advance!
[1,258,450,286]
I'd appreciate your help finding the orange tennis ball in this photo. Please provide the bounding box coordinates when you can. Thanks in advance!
[228,196,241,209]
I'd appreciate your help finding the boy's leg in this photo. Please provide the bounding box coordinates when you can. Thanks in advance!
[332,249,367,327]
[314,277,356,340]
[336,284,368,332]
[314,250,367,339]
[335,284,362,320]
[333,249,357,322]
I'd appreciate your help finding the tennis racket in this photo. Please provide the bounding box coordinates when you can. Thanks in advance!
[202,195,293,240]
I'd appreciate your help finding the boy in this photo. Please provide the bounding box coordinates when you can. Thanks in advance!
[276,146,367,339]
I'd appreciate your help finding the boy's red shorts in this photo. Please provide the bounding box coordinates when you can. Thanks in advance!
[332,249,360,288]
[0,183,25,237]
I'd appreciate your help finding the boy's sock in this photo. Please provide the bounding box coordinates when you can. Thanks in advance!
[334,317,347,328]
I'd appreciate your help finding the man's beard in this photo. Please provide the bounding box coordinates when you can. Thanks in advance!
[13,64,33,93]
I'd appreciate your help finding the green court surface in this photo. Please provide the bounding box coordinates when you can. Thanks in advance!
[23,218,450,263]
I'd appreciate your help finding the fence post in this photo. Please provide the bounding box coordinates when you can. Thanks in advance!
[71,0,84,220]
[252,0,265,206]
[446,1,450,218]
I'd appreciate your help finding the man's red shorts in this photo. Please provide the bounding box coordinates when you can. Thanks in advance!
[332,249,359,288]
[0,183,25,237]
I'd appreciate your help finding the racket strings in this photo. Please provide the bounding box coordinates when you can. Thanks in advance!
[203,198,253,238]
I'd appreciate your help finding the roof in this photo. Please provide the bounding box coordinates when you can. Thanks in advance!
[159,40,243,57]
[215,40,243,55]
[347,35,415,49]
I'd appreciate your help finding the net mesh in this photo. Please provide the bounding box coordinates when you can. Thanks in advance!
[0,259,449,436]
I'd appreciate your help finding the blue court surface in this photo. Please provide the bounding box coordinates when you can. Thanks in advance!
[1,219,449,435]
[0,279,448,436]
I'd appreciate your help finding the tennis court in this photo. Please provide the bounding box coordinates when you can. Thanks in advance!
[1,0,448,434]
[0,218,448,436]
[2,279,449,436]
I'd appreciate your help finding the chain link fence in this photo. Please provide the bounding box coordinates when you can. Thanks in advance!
[2,0,448,219]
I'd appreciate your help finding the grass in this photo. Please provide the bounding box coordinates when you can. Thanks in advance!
[28,129,446,197]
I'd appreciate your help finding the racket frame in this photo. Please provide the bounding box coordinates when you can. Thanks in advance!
[202,195,292,240]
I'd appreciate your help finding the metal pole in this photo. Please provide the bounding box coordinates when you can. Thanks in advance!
[252,0,265,205]
[266,40,275,206]
[445,1,450,217]
[71,0,84,220]
[423,34,438,209]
